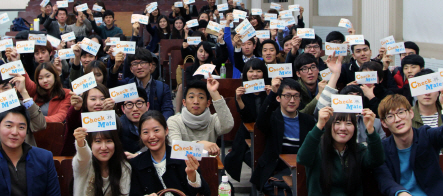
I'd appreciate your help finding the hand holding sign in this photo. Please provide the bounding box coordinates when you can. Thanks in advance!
[331,94,363,113]
[355,71,378,84]
[0,60,25,80]
[0,89,20,113]
[70,92,83,111]
[171,140,205,160]
[361,108,376,133]
[81,110,117,132]
[73,127,88,147]
[185,154,200,182]
[317,107,334,130]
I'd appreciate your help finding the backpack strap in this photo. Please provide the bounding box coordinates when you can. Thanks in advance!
[22,18,31,26]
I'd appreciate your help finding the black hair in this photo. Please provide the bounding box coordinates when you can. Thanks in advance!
[80,49,94,57]
[88,34,105,59]
[170,16,186,39]
[268,9,279,14]
[241,58,270,84]
[294,53,317,71]
[138,110,169,145]
[56,8,68,17]
[301,34,322,50]
[84,60,108,85]
[81,83,110,112]
[192,30,207,42]
[103,10,115,19]
[277,78,302,96]
[194,41,214,64]
[135,87,148,102]
[404,41,419,55]
[414,68,434,77]
[282,34,293,45]
[45,2,52,7]
[290,25,298,36]
[127,47,153,64]
[0,105,31,135]
[157,15,171,39]
[326,31,345,43]
[0,78,14,88]
[184,80,210,100]
[95,0,106,11]
[360,61,384,82]
[113,33,127,41]
[351,39,371,52]
[261,39,280,54]
[198,20,209,30]
[340,85,363,96]
[401,54,424,69]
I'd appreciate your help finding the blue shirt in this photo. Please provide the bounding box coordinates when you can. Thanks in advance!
[396,146,426,196]
[281,112,300,153]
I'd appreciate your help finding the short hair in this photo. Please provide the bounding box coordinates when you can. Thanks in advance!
[360,61,384,81]
[268,9,279,14]
[113,33,127,41]
[282,35,293,45]
[241,58,269,83]
[294,53,317,71]
[245,37,256,45]
[0,105,30,135]
[192,30,207,42]
[46,2,53,7]
[136,87,148,102]
[326,31,345,43]
[340,85,363,96]
[277,78,302,97]
[84,60,108,85]
[127,47,153,64]
[378,94,412,120]
[34,41,53,54]
[351,39,371,52]
[404,41,419,55]
[81,49,94,57]
[103,10,115,19]
[301,34,322,50]
[0,78,14,88]
[261,39,280,54]
[56,8,68,17]
[184,80,210,100]
[414,68,434,77]
[401,54,424,69]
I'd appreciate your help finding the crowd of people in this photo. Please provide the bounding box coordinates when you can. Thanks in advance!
[0,0,442,195]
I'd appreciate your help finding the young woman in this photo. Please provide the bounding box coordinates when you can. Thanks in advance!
[145,7,161,25]
[250,15,264,30]
[89,34,106,61]
[72,127,131,196]
[92,0,106,18]
[130,110,211,195]
[224,59,271,181]
[15,62,72,123]
[145,15,171,53]
[170,17,186,39]
[198,12,209,22]
[169,4,191,23]
[84,60,108,85]
[297,107,385,195]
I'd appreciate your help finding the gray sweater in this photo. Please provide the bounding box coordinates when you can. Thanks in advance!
[66,19,92,38]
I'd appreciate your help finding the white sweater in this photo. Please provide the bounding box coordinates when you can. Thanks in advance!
[73,140,131,196]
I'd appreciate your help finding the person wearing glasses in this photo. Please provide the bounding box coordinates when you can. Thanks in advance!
[285,34,327,71]
[108,47,174,120]
[252,78,317,194]
[373,93,443,196]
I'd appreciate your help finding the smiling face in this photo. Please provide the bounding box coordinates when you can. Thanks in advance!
[91,132,115,163]
[0,113,27,151]
[246,67,263,81]
[182,88,210,115]
[262,43,277,64]
[130,60,152,80]
[81,54,96,69]
[122,97,149,125]
[276,87,300,116]
[141,119,168,152]
[86,88,105,112]
[304,43,321,58]
[196,45,210,62]
[38,68,55,90]
[332,116,355,146]
[352,45,372,66]
[296,63,319,86]
[283,41,293,54]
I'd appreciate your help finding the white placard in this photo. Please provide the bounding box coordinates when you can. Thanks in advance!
[233,0,241,6]
[0,39,13,51]
[80,37,101,56]
[56,1,68,8]
[244,79,265,94]
[193,64,215,76]
[16,41,35,54]
[264,13,277,21]
[220,20,227,27]
[325,42,347,56]
[112,41,136,55]
[183,0,195,5]
[240,27,256,43]
[81,110,117,132]
[187,36,201,45]
[58,48,75,60]
[0,89,20,113]
[67,0,74,2]
[288,4,300,12]
[234,17,239,23]
[61,32,76,42]
[219,13,224,20]
[331,95,363,113]
[256,30,270,39]
[186,19,199,28]
[279,10,292,19]
[40,0,49,7]
[92,4,102,12]
[235,19,252,35]
[0,61,25,80]
[408,72,442,97]
[251,9,262,15]
[94,17,103,24]
[146,2,158,13]
[28,34,47,46]
[47,35,61,48]
[320,68,332,81]
[270,2,282,10]
[0,13,10,24]
[217,3,228,11]
[174,2,183,7]
[109,83,138,103]
[107,37,120,46]
[380,35,395,47]
[284,16,296,26]
[277,20,286,30]
[131,14,149,25]
[233,9,247,19]
[338,18,352,28]
[269,20,279,29]
[345,35,364,45]
[207,21,222,32]
[296,28,315,39]
[75,3,88,12]
[268,63,293,78]
[355,71,378,84]
[386,42,406,55]
[170,140,204,161]
[71,72,97,95]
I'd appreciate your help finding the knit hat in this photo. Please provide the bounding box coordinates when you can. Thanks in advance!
[401,54,424,68]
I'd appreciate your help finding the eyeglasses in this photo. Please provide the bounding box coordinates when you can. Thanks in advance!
[400,52,416,57]
[305,45,320,50]
[299,65,318,73]
[124,100,146,109]
[384,109,408,124]
[131,61,150,68]
[281,94,300,100]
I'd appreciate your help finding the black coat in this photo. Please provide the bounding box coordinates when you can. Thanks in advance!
[185,43,228,83]
[250,91,317,191]
[130,145,211,196]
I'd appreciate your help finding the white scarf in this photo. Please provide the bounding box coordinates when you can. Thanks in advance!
[181,107,211,130]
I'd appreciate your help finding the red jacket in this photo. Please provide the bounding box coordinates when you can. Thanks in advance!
[24,73,72,123]
[393,70,408,89]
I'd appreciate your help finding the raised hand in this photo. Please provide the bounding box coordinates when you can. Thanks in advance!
[5,47,20,62]
[185,154,200,182]
[226,13,233,25]
[70,92,83,110]
[348,27,356,35]
[197,141,220,156]
[325,51,344,74]
[360,85,375,100]
[217,29,225,44]
[271,77,283,93]
[73,128,88,147]
[53,57,62,74]
[233,34,242,48]
[102,98,115,111]
[291,35,302,54]
[361,108,376,134]
[9,73,28,98]
[124,152,140,159]
[235,87,246,100]
[206,73,219,93]
[381,50,393,71]
[132,22,140,36]
[317,107,334,130]
[72,44,81,57]
[299,6,304,17]
[112,52,126,74]
[41,6,45,15]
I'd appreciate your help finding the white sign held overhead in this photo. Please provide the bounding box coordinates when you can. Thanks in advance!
[109,83,139,103]
[0,61,25,80]
[325,42,347,56]
[331,94,363,113]
[193,64,215,76]
[264,13,277,21]
[75,3,88,12]
[58,49,75,60]
[296,28,315,39]
[251,9,262,16]
[243,79,265,94]
[0,89,21,113]
[380,35,395,47]
[288,4,300,12]
[386,42,406,55]
[338,18,352,28]
[256,30,270,39]
[408,72,443,97]
[61,32,76,42]
[16,41,35,54]
[217,3,228,11]
[268,63,293,78]
[187,37,201,45]
[81,110,117,132]
[28,34,47,46]
[71,72,97,95]
[345,35,365,45]
[355,71,378,84]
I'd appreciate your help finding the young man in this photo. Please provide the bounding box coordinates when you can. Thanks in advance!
[108,48,174,120]
[374,94,443,196]
[167,77,234,156]
[43,5,68,39]
[252,78,317,194]
[234,39,280,72]
[391,54,425,105]
[199,0,216,14]
[69,44,97,82]
[0,105,60,195]
[392,41,420,88]
[38,2,52,25]
[286,35,327,71]
[338,39,372,86]
[66,10,92,37]
[233,37,259,71]
[89,10,123,39]
[325,31,353,64]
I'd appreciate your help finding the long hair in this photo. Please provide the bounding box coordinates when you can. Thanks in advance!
[81,83,110,112]
[320,113,361,195]
[85,60,108,85]
[34,62,65,103]
[149,7,161,24]
[95,0,106,11]
[86,129,129,196]
[193,41,214,65]
[138,110,169,146]
[170,16,185,39]
[241,58,270,85]
[250,15,263,30]
[156,15,171,39]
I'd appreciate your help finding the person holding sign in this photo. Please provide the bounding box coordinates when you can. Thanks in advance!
[286,35,328,71]
[84,60,108,85]
[89,10,123,39]
[338,39,376,86]
[143,5,160,25]
[169,2,191,23]
[325,31,353,64]
[37,2,53,25]
[43,5,68,39]
[391,41,420,89]
[66,10,93,38]
[0,106,61,195]
[373,94,443,196]
[199,0,216,14]
[92,1,106,18]
[132,15,171,53]
[130,110,211,195]
[72,126,131,196]
[297,106,384,196]
[69,44,98,83]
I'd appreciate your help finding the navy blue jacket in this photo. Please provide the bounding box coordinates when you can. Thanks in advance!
[0,145,60,196]
[373,126,443,196]
[120,114,142,153]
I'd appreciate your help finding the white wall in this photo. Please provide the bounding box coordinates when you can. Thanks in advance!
[361,0,390,58]
[403,0,443,44]
[0,12,19,37]
[1,0,29,10]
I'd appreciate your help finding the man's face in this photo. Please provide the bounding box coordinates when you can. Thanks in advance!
[45,5,52,15]
[104,15,114,26]
[227,0,233,6]
[208,0,215,6]
[381,108,414,137]
[182,88,210,116]
[262,43,277,64]
[304,43,321,58]
[296,63,319,85]
[241,40,255,57]
[283,41,293,54]
[130,60,152,79]
[0,113,27,151]
[80,54,96,69]
[276,87,300,116]
[76,12,85,24]
[400,48,417,61]
[352,45,372,65]
[34,49,51,64]
[417,92,439,108]
[122,97,149,124]
[0,83,14,93]
[56,10,67,23]
[403,64,423,79]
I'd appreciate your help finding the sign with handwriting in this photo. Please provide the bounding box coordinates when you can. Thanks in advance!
[331,94,363,113]
[171,140,204,161]
[81,110,117,132]
[109,83,139,103]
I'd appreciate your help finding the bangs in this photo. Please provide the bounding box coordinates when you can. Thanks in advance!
[332,113,355,122]
[91,131,113,140]
[378,94,411,119]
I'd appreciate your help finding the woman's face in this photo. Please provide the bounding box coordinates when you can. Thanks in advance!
[92,68,104,84]
[199,14,209,22]
[246,67,263,81]
[141,119,168,152]
[250,18,258,27]
[159,18,168,29]
[91,133,115,163]
[38,69,55,90]
[197,45,209,62]
[174,20,184,31]
[152,9,159,16]
[91,37,99,44]
[66,40,76,48]
[87,88,106,112]
[332,116,355,146]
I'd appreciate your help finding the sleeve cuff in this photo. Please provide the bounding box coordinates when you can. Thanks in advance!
[395,190,411,196]
[23,99,34,109]
[187,171,202,188]
[234,47,242,52]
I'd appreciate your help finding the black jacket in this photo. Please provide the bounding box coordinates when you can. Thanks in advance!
[130,145,211,196]
[250,91,317,191]
[185,43,228,83]
[368,84,393,117]
[119,114,142,153]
